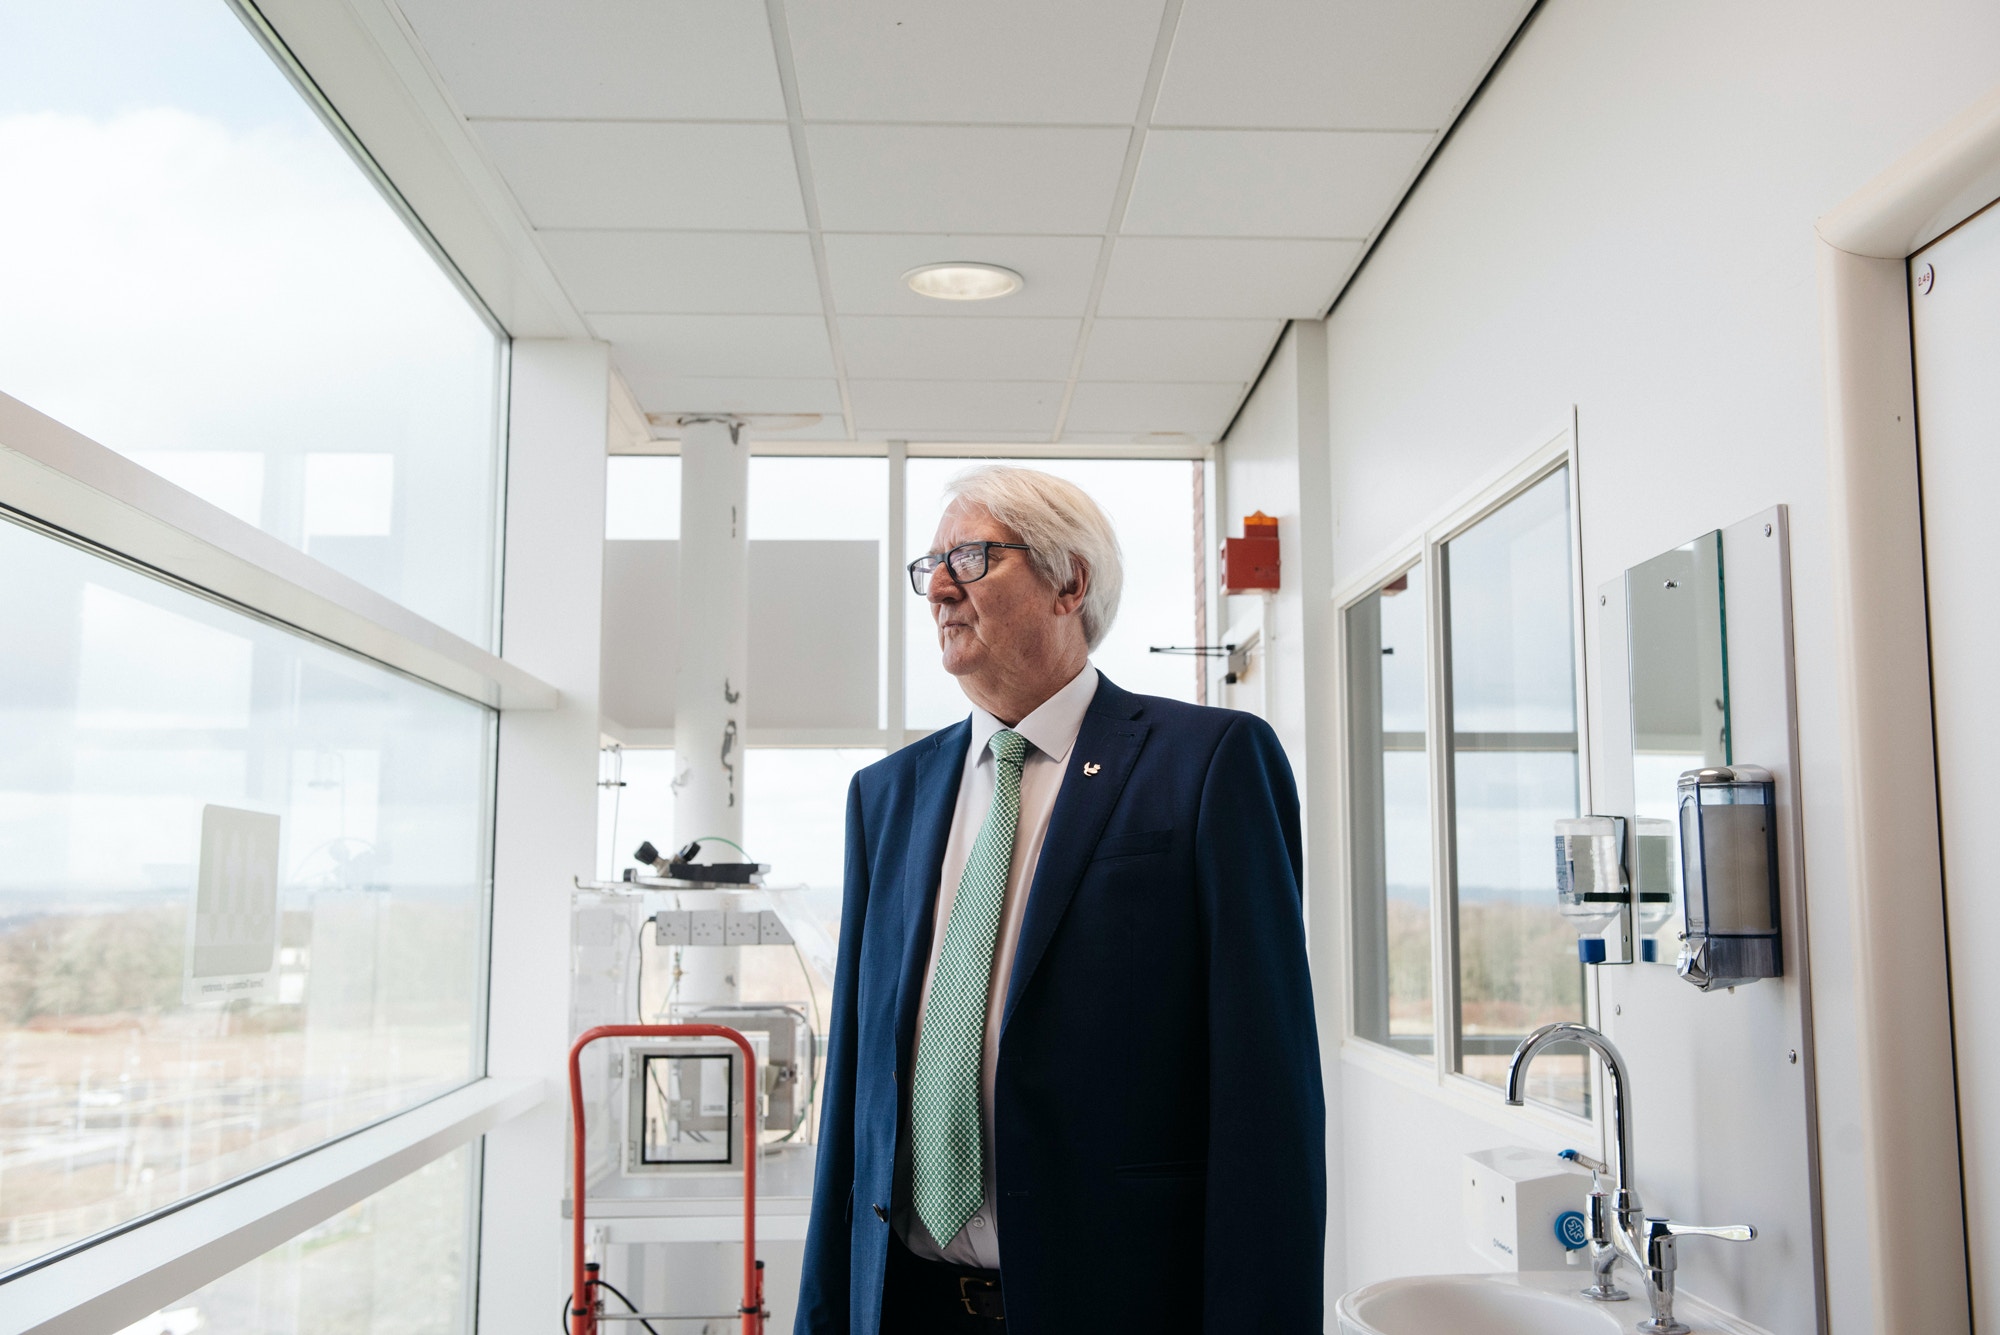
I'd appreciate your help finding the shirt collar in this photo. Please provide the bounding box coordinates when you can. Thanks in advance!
[968,664,1100,766]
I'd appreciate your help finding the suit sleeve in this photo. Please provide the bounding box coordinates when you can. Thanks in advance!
[794,775,871,1334]
[1195,715,1326,1332]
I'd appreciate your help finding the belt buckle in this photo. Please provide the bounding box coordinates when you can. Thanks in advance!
[956,1276,1004,1321]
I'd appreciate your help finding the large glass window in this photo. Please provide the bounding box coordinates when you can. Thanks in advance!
[1347,564,1433,1055]
[0,516,495,1274]
[606,456,681,540]
[150,1143,479,1335]
[1442,468,1585,1112]
[905,458,1202,729]
[0,0,505,646]
[753,457,889,731]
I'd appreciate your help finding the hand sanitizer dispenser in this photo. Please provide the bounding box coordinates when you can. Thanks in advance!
[1676,765,1782,990]
[1554,815,1633,964]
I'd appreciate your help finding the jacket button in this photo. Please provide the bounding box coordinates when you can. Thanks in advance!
[872,1203,889,1223]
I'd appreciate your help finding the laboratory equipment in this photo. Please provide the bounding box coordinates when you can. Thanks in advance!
[1675,765,1782,990]
[568,872,834,1332]
[634,838,769,885]
[570,1023,766,1334]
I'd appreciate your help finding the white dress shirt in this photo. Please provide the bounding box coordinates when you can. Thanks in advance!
[893,663,1100,1269]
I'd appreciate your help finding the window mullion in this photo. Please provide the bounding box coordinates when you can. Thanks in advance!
[886,440,907,748]
[1426,536,1461,1082]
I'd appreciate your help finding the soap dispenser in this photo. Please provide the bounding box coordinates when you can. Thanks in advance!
[1675,765,1782,990]
[1554,815,1634,964]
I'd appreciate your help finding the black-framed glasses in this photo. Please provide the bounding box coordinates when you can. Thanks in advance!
[907,541,1032,595]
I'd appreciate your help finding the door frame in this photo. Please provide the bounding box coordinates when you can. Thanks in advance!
[1816,83,2000,1335]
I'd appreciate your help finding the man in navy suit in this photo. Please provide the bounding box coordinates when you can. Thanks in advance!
[796,466,1324,1334]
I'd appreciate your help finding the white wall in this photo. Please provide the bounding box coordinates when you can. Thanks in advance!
[1224,2,2000,1329]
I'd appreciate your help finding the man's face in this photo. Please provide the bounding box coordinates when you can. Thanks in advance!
[925,500,1067,680]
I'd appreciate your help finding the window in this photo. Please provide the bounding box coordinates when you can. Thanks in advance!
[0,516,495,1272]
[1444,467,1586,1111]
[606,456,681,540]
[752,457,889,732]
[0,0,506,646]
[1347,564,1433,1055]
[1343,456,1588,1118]
[905,458,1204,730]
[595,450,1205,1048]
[152,1144,479,1335]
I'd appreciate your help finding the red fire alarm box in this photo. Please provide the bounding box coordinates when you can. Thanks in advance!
[1221,511,1280,592]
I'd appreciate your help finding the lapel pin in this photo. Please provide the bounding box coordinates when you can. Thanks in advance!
[1083,761,1101,777]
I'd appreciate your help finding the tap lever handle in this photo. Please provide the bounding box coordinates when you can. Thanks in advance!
[1664,1221,1755,1242]
[1645,1217,1756,1244]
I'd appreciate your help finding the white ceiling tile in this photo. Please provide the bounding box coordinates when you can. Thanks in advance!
[1064,381,1244,435]
[1154,0,1531,129]
[398,0,786,120]
[541,231,821,313]
[622,376,843,416]
[477,122,805,229]
[787,0,1164,124]
[879,430,1062,444]
[1080,319,1282,381]
[745,414,850,440]
[1097,237,1363,317]
[593,314,837,379]
[839,318,1081,381]
[822,234,1103,317]
[809,126,1130,233]
[848,380,1063,434]
[1123,130,1432,237]
[1058,431,1211,445]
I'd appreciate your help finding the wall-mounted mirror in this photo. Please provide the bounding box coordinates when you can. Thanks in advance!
[1625,531,1727,953]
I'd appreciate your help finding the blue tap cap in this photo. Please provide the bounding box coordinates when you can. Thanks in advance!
[1578,937,1608,964]
[1555,1210,1589,1250]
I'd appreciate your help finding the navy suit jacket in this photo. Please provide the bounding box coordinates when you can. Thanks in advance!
[796,676,1325,1334]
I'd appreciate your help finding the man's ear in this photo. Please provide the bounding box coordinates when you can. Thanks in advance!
[1054,558,1090,616]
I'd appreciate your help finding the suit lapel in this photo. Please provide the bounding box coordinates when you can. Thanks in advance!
[1002,685,1149,1029]
[893,721,971,1061]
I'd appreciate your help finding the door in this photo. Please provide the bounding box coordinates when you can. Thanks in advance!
[1911,195,2000,1326]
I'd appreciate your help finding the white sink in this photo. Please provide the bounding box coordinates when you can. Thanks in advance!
[1336,1270,1754,1335]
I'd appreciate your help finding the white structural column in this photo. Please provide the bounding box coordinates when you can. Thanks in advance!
[1288,319,1346,1304]
[481,340,611,1333]
[673,416,750,1005]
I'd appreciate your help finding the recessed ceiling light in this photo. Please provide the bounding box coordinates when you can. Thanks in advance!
[903,262,1024,301]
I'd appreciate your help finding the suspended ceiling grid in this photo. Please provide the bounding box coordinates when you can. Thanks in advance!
[393,0,1532,444]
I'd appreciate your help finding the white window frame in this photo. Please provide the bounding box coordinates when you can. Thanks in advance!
[1333,418,1601,1141]
[0,400,552,1330]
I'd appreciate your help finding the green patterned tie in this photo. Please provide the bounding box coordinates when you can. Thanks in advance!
[911,728,1030,1246]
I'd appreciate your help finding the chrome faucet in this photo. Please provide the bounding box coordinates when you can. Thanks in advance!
[1506,1022,1756,1335]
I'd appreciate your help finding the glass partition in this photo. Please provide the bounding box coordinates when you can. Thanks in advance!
[905,458,1201,729]
[1442,467,1586,1113]
[1347,565,1433,1055]
[157,1144,478,1334]
[0,0,505,646]
[0,516,495,1274]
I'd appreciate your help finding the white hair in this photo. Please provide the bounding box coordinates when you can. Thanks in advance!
[943,465,1123,650]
